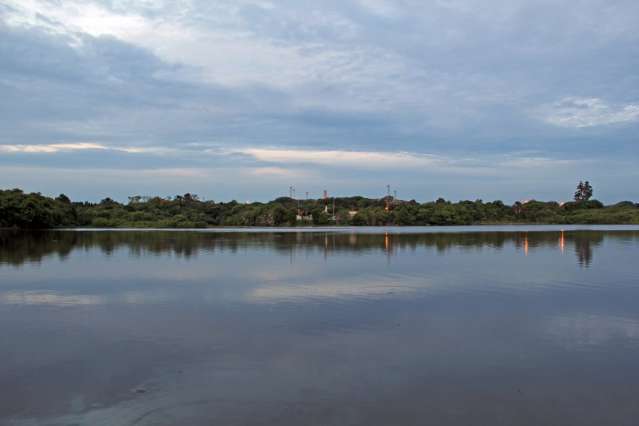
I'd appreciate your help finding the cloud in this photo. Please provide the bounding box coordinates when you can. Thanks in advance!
[236,147,442,168]
[538,97,639,128]
[0,142,107,153]
[0,143,178,156]
[354,0,403,18]
[235,147,578,175]
[249,166,310,178]
[2,0,154,42]
[0,142,587,181]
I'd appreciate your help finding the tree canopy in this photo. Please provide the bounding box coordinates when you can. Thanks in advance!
[574,181,594,202]
[1,187,637,229]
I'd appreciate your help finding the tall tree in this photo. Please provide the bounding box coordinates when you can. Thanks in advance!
[574,180,593,202]
[583,181,593,201]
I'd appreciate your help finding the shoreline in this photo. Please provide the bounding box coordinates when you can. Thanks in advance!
[5,224,639,233]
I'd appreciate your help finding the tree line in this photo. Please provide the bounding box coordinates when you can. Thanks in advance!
[1,185,638,229]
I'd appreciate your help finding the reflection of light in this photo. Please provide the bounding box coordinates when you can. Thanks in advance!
[0,291,171,306]
[523,234,529,256]
[559,230,565,253]
[547,314,639,347]
[249,284,414,301]
[384,232,390,251]
[0,291,104,306]
[247,278,420,302]
[323,233,329,261]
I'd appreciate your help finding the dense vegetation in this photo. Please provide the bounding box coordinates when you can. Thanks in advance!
[1,188,638,229]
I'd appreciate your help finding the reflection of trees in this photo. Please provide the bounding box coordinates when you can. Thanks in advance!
[573,232,604,267]
[512,231,605,266]
[0,229,630,267]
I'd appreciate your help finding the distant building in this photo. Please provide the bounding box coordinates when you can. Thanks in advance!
[296,214,312,222]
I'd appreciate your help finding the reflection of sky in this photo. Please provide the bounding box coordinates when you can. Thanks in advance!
[0,290,173,307]
[247,276,423,303]
[546,314,639,347]
[2,231,639,424]
[0,231,636,307]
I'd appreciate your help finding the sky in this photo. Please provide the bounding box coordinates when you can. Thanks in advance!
[1,0,638,203]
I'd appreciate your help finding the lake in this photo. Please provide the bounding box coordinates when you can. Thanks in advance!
[1,226,639,425]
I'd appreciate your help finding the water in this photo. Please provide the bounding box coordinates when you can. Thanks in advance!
[1,227,639,425]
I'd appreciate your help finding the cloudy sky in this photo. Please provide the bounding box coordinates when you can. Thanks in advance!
[1,0,638,202]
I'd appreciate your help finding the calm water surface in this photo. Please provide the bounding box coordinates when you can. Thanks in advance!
[1,226,639,425]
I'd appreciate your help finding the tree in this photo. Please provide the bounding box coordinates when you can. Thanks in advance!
[574,181,593,202]
[351,212,367,226]
[311,209,330,225]
[584,181,593,201]
[271,205,295,226]
[56,194,71,204]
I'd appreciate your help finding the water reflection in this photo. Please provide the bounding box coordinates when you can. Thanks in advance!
[547,314,639,347]
[0,229,624,268]
[1,228,639,426]
[574,234,599,267]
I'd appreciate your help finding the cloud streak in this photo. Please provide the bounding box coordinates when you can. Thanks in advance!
[0,143,107,153]
[1,143,577,174]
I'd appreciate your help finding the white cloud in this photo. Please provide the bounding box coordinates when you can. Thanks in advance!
[0,141,581,178]
[249,166,309,178]
[538,97,639,128]
[0,0,412,108]
[355,0,403,18]
[0,142,108,153]
[0,143,178,155]
[2,0,153,41]
[236,147,443,168]
[0,143,580,178]
[234,147,577,174]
